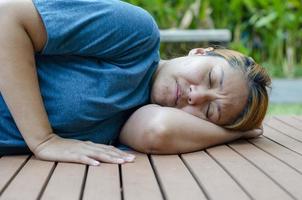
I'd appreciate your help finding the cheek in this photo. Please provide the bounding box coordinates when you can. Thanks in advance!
[176,65,206,84]
[179,72,202,84]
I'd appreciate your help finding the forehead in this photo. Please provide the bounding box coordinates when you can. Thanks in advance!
[217,63,249,125]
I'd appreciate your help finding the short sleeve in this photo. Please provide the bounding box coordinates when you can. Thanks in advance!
[32,0,160,64]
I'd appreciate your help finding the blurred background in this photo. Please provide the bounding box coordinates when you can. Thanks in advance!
[126,0,302,116]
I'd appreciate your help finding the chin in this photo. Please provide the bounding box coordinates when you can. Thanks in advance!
[151,97,164,106]
[150,95,156,104]
[150,84,162,105]
[150,78,174,107]
[150,88,156,104]
[150,93,166,106]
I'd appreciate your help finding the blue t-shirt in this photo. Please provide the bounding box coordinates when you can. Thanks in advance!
[0,0,160,154]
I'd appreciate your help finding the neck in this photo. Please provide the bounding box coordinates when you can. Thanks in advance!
[158,59,168,71]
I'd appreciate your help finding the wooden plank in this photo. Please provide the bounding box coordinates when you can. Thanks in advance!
[82,163,121,200]
[151,155,206,200]
[122,152,163,200]
[293,116,302,122]
[263,125,302,155]
[230,140,302,199]
[181,151,250,200]
[1,156,55,200]
[249,137,302,173]
[266,117,302,142]
[40,162,86,200]
[207,145,292,200]
[160,29,231,42]
[0,155,29,193]
[275,116,302,131]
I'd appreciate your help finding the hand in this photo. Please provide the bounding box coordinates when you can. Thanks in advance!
[33,134,135,166]
[242,125,263,139]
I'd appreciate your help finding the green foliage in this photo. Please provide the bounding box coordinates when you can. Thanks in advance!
[124,0,302,77]
[268,104,302,116]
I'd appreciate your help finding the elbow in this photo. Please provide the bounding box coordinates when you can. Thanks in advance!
[126,106,172,154]
[143,123,169,154]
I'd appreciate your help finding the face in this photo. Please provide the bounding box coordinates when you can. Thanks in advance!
[150,49,249,125]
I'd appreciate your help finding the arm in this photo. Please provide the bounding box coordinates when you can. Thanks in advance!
[120,104,257,154]
[0,1,134,165]
[0,0,52,150]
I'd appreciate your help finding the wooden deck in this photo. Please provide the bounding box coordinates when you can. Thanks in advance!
[1,116,302,200]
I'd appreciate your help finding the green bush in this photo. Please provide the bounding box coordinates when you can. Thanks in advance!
[125,0,302,78]
[268,103,302,115]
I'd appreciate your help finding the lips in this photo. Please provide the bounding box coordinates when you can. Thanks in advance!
[175,80,180,106]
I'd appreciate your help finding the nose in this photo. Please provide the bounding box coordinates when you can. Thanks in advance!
[187,85,212,105]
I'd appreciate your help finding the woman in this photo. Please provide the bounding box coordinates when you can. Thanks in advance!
[0,0,270,166]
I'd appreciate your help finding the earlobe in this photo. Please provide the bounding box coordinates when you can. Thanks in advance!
[188,47,214,56]
[188,48,205,56]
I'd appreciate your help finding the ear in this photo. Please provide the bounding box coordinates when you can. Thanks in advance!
[188,47,214,56]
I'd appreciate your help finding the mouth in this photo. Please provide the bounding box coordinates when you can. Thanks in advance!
[175,80,180,106]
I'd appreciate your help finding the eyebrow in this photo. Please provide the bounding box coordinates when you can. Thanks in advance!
[217,67,224,122]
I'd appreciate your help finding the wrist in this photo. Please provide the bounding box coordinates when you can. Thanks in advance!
[31,133,58,154]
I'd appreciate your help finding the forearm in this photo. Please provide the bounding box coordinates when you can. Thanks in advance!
[0,10,52,151]
[146,107,242,154]
[119,105,243,154]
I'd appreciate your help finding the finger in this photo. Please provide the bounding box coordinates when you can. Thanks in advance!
[104,145,136,161]
[65,149,124,165]
[81,157,101,166]
[88,145,122,157]
[257,129,263,136]
[88,142,128,155]
[86,150,126,164]
[98,148,135,163]
[85,144,127,161]
[68,154,101,166]
[86,142,135,161]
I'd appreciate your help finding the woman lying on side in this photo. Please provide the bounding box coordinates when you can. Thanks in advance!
[0,0,270,166]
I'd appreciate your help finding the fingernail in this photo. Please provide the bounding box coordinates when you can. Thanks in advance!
[124,157,134,162]
[117,159,125,164]
[92,161,100,166]
[127,154,135,159]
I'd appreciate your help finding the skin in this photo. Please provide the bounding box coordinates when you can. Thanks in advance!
[0,0,262,165]
[0,0,135,166]
[119,50,260,154]
[151,49,249,126]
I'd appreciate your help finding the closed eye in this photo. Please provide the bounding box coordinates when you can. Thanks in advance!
[208,68,212,88]
[206,103,211,118]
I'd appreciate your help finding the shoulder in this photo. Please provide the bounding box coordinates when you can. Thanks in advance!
[0,0,47,52]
